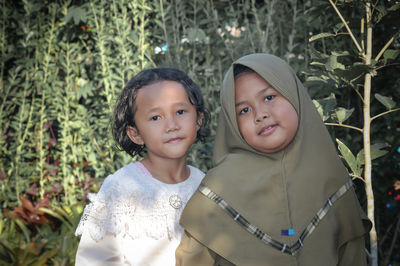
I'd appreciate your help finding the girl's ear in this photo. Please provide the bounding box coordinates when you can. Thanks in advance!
[196,112,203,131]
[126,126,144,145]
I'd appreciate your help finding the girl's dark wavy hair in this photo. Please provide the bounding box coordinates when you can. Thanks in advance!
[112,67,210,157]
[233,64,255,78]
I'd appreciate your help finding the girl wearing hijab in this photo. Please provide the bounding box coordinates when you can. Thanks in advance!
[176,54,371,266]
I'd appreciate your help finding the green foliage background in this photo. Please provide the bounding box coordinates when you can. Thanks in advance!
[0,0,399,265]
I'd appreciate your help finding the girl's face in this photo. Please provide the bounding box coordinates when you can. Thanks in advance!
[234,72,298,153]
[127,81,201,161]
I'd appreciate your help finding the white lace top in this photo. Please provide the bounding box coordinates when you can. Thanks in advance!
[75,162,204,266]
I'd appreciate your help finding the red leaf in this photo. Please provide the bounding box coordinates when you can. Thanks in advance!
[20,196,35,213]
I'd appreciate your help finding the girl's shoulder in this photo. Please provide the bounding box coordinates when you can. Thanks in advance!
[187,165,205,183]
[99,163,204,200]
[98,162,151,197]
[187,165,205,175]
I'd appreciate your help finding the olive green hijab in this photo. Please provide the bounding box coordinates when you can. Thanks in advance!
[180,54,370,265]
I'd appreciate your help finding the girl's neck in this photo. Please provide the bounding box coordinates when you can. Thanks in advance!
[140,157,190,184]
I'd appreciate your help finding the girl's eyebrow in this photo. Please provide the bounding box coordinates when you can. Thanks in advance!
[256,87,272,96]
[175,101,191,106]
[235,87,272,107]
[146,107,161,114]
[235,100,247,107]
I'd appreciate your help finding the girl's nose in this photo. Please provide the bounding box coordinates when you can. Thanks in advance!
[255,110,269,123]
[166,117,180,132]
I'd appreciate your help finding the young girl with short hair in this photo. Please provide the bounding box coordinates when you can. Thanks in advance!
[176,54,371,265]
[75,68,209,265]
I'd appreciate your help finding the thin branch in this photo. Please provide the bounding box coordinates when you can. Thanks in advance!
[383,214,400,266]
[324,122,363,132]
[379,213,400,247]
[361,18,365,52]
[328,0,363,53]
[375,31,400,61]
[353,87,365,103]
[371,108,400,122]
[376,63,400,71]
[350,174,365,182]
[370,0,379,17]
[332,71,365,102]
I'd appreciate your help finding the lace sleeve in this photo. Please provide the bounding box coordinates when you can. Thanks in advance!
[75,192,109,241]
[75,175,137,241]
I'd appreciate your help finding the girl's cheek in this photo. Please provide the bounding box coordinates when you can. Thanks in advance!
[237,119,246,132]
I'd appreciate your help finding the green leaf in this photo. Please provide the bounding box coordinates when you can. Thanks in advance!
[33,248,60,266]
[313,93,337,121]
[326,55,345,71]
[64,6,87,25]
[333,107,354,124]
[331,51,350,57]
[306,76,329,82]
[356,143,389,166]
[69,120,84,129]
[0,219,3,235]
[333,22,345,34]
[388,3,400,11]
[0,238,16,263]
[310,61,326,67]
[88,152,96,163]
[313,100,325,121]
[14,219,30,243]
[383,49,400,60]
[309,46,329,60]
[186,27,207,43]
[374,5,388,23]
[333,63,371,82]
[309,32,336,42]
[336,139,362,176]
[76,82,93,101]
[375,93,396,109]
[38,208,71,230]
[304,76,329,88]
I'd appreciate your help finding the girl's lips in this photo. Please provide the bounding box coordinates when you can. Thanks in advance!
[258,125,277,136]
[167,137,183,144]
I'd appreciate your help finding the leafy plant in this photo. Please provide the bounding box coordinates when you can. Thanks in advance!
[307,0,400,264]
[0,203,84,265]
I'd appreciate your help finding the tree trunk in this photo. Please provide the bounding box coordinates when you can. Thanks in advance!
[363,3,378,266]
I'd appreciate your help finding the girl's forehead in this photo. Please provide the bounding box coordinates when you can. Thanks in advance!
[234,71,271,85]
[234,72,285,97]
[142,80,182,90]
[136,81,188,102]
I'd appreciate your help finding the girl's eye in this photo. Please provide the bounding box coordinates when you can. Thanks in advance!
[239,107,250,115]
[177,109,185,115]
[151,115,161,121]
[264,95,275,102]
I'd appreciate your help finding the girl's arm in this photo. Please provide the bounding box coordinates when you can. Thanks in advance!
[176,231,234,266]
[75,231,125,266]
